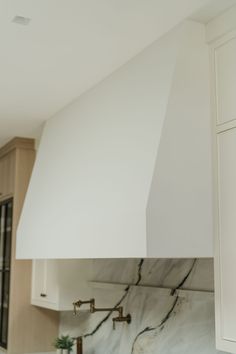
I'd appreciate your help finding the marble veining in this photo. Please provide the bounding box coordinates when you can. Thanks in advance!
[84,259,144,338]
[60,258,225,354]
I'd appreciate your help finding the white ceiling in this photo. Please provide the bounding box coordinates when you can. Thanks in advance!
[190,0,236,23]
[0,0,232,147]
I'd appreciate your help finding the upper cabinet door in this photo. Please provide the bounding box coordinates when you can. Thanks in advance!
[216,128,236,353]
[214,36,236,126]
[31,260,47,303]
[0,152,15,199]
[43,260,59,306]
[31,260,59,310]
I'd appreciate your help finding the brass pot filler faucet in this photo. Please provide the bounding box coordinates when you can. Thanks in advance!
[73,299,131,354]
[73,298,131,329]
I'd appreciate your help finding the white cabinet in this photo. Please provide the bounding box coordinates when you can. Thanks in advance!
[31,259,92,311]
[32,260,59,309]
[209,15,236,353]
[216,128,236,351]
[214,36,236,125]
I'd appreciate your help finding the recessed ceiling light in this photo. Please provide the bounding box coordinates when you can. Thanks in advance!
[12,16,31,26]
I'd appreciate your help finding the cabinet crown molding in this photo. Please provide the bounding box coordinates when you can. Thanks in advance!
[0,137,35,159]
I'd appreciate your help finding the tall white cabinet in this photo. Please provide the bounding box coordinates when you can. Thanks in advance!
[209,14,236,353]
[216,128,236,352]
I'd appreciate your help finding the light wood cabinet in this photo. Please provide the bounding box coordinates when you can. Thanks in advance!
[31,259,92,311]
[0,138,59,354]
[0,199,13,348]
[0,152,14,198]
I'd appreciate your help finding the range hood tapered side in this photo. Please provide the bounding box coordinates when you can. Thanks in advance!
[16,21,212,259]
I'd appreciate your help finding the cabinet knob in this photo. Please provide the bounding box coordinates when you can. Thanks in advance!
[40,293,47,298]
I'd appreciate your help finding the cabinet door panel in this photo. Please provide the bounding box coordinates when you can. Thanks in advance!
[215,37,236,125]
[32,260,46,302]
[217,128,236,343]
[44,260,59,305]
[0,153,14,198]
[0,199,13,348]
[31,260,59,309]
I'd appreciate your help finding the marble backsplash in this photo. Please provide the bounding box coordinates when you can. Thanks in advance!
[60,259,225,354]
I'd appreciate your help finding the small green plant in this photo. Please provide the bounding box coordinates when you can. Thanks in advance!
[54,335,74,352]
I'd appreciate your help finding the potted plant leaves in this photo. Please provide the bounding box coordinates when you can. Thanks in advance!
[54,335,74,354]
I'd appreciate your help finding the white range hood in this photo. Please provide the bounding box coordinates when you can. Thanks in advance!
[16,21,213,259]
